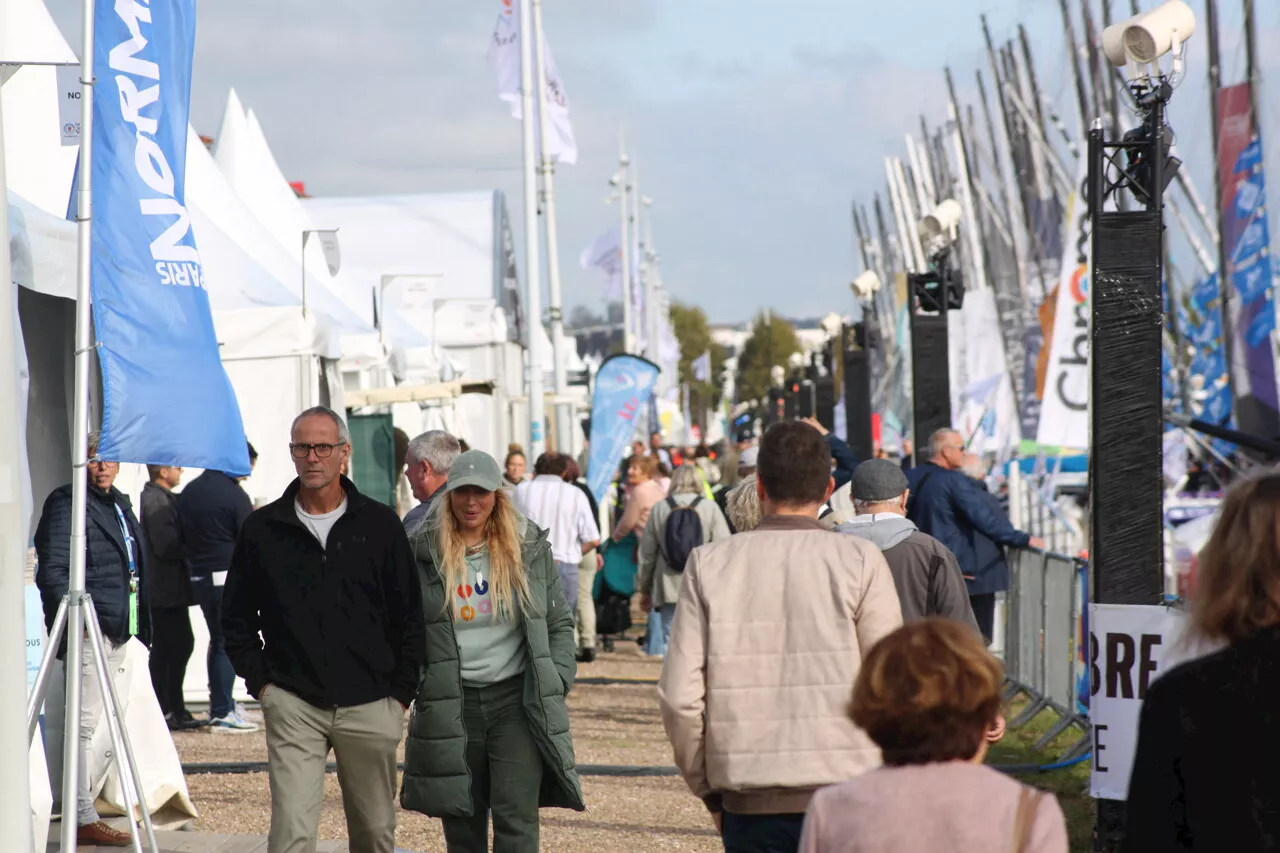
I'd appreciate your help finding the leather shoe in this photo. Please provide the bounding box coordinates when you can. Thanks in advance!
[77,821,133,847]
[576,647,596,663]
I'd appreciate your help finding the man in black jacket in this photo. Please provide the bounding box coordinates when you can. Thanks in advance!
[179,442,256,732]
[34,433,143,848]
[140,464,201,731]
[223,406,425,853]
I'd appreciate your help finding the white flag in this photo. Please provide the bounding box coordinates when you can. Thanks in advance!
[488,1,578,165]
[693,351,712,383]
[580,226,623,299]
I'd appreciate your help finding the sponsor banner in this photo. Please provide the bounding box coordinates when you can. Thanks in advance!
[1037,155,1090,450]
[1088,604,1189,800]
[587,354,661,504]
[85,0,250,473]
[1216,83,1279,437]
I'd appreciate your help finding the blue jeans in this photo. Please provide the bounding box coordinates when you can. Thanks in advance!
[722,812,806,853]
[196,579,235,719]
[555,561,579,621]
[644,604,677,656]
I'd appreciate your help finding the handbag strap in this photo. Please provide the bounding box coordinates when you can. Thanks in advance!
[1010,787,1043,853]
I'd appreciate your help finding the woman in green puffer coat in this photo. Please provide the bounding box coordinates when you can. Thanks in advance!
[400,449,585,852]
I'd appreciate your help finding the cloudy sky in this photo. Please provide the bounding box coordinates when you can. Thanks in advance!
[46,0,1278,324]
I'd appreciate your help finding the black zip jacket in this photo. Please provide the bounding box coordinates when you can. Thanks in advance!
[179,470,252,581]
[221,477,426,708]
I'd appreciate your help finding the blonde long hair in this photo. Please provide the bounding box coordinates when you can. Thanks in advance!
[432,488,531,621]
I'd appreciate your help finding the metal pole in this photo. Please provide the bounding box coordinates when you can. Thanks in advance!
[62,0,98,845]
[518,0,547,460]
[28,599,68,744]
[0,85,34,853]
[1080,0,1106,128]
[1243,0,1260,128]
[301,232,307,318]
[530,0,571,453]
[84,602,158,853]
[1057,0,1093,132]
[1205,0,1234,405]
[617,132,633,355]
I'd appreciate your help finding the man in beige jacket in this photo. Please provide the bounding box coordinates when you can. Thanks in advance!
[658,421,903,853]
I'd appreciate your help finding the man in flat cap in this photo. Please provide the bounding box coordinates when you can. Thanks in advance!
[835,458,978,630]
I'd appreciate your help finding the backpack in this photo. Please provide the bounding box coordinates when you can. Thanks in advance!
[661,497,705,573]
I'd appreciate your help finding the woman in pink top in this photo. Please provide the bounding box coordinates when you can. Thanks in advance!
[611,455,665,541]
[799,619,1068,853]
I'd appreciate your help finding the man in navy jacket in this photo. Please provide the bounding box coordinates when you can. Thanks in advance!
[179,442,258,731]
[35,434,145,847]
[907,429,1041,641]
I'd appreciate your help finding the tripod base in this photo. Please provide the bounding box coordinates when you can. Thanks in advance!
[28,594,161,852]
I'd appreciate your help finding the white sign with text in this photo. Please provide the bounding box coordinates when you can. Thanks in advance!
[55,65,82,146]
[1088,603,1189,800]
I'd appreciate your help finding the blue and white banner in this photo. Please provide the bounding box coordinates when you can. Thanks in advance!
[85,0,249,474]
[587,354,660,504]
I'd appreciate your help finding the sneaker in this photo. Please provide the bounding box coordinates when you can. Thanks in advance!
[235,701,264,723]
[209,710,259,733]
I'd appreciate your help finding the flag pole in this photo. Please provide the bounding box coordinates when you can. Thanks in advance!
[530,0,571,453]
[60,0,98,847]
[617,130,633,354]
[518,0,547,460]
[0,75,35,853]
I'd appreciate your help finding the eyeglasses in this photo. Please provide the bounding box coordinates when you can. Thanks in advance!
[290,442,347,459]
[87,459,119,469]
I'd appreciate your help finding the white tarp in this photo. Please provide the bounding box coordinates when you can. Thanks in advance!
[0,0,78,217]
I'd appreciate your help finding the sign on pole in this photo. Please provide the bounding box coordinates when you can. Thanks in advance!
[1088,604,1189,800]
[55,65,81,146]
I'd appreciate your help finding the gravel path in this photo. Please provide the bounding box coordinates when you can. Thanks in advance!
[177,644,719,852]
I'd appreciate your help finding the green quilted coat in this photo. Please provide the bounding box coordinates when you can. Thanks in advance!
[399,519,586,816]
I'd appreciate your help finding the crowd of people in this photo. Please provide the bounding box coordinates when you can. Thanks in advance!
[31,407,1278,853]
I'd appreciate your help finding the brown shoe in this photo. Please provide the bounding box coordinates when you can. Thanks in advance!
[77,820,133,847]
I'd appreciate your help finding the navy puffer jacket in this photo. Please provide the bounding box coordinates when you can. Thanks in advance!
[35,483,145,653]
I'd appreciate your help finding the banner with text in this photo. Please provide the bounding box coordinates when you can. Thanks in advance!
[1037,155,1090,450]
[587,354,660,504]
[1216,83,1278,440]
[1089,604,1189,800]
[87,0,250,473]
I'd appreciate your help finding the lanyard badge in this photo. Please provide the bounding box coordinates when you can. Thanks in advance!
[128,576,139,636]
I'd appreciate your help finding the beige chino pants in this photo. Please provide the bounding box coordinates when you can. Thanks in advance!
[577,548,598,651]
[262,685,404,853]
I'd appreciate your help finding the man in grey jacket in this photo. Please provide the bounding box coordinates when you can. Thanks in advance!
[836,459,978,631]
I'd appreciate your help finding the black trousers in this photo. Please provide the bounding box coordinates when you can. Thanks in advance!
[148,606,194,718]
[970,593,997,644]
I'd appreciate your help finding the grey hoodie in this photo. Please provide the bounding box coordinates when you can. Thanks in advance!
[836,514,979,630]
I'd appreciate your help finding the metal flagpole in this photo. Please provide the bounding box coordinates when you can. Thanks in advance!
[530,0,571,453]
[61,0,98,845]
[0,77,34,853]
[616,131,633,354]
[518,0,547,460]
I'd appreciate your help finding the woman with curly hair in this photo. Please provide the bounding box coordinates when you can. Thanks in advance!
[799,619,1067,852]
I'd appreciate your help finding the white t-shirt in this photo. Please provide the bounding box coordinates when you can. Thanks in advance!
[296,497,348,549]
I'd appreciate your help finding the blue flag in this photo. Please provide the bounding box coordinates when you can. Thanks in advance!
[587,354,661,505]
[86,0,249,474]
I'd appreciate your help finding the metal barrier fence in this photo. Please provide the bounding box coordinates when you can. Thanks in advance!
[1000,545,1092,761]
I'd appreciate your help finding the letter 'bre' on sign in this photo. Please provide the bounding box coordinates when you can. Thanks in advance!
[110,0,203,285]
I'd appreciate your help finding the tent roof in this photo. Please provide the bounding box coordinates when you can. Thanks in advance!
[0,0,78,215]
[303,191,524,347]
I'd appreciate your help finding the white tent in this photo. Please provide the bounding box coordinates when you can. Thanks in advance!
[302,192,542,455]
